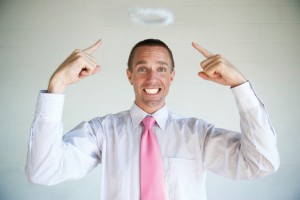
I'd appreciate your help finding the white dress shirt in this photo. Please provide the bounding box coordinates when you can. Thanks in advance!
[26,82,280,200]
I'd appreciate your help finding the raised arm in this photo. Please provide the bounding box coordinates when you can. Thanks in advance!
[26,40,103,185]
[192,42,280,179]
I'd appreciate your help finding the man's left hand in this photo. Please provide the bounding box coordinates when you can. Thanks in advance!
[192,42,247,87]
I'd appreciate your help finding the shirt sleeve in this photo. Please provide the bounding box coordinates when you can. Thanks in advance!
[25,91,101,185]
[202,82,280,179]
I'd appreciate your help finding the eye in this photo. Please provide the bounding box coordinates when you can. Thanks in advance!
[158,66,167,72]
[138,66,147,72]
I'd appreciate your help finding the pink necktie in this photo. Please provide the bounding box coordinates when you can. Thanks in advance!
[140,116,165,200]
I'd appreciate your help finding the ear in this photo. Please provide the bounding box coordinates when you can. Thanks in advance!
[170,70,175,83]
[126,68,133,85]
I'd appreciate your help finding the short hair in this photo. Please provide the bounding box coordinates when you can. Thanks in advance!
[127,39,175,72]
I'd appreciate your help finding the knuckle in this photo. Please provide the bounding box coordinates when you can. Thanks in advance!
[216,55,222,61]
[216,54,223,58]
[216,57,225,65]
[200,60,205,66]
[204,68,212,75]
[73,49,81,53]
[74,52,85,60]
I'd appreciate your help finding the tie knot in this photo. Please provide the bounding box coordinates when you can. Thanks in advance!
[142,116,156,129]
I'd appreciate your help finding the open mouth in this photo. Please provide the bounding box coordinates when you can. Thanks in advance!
[144,88,161,94]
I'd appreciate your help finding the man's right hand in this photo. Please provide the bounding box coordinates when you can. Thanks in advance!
[48,39,102,93]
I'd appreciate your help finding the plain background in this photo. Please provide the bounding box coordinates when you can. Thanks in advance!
[0,0,299,199]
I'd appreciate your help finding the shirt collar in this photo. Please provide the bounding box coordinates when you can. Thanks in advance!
[130,103,169,131]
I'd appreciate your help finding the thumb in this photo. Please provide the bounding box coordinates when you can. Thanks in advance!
[92,65,101,74]
[78,65,101,78]
[198,71,210,80]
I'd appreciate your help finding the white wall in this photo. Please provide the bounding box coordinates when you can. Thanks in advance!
[0,0,299,199]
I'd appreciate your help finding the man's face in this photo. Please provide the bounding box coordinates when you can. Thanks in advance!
[126,46,175,114]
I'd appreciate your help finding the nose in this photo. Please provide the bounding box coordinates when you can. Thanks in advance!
[146,69,157,81]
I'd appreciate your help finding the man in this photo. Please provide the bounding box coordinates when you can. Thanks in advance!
[26,39,280,200]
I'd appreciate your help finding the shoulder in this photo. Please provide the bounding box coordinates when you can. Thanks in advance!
[168,111,209,130]
[89,110,131,128]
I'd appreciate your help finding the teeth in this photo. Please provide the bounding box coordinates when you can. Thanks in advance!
[145,89,159,94]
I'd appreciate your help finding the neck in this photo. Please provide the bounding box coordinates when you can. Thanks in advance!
[135,101,165,114]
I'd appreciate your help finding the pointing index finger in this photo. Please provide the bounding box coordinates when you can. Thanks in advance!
[83,39,103,54]
[192,42,214,58]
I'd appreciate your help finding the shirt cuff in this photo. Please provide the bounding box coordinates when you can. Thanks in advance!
[231,82,262,112]
[35,90,65,122]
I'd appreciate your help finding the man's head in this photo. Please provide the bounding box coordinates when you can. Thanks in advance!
[127,39,175,72]
[126,39,175,114]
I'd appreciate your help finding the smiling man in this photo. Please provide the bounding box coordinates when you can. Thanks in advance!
[26,39,279,200]
[127,43,175,114]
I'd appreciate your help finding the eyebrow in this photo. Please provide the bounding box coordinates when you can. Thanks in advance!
[135,60,170,67]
